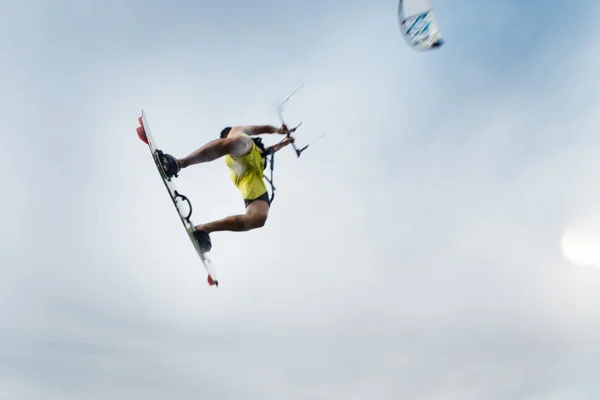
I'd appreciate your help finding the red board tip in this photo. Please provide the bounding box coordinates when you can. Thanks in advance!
[207,275,218,286]
[136,126,148,144]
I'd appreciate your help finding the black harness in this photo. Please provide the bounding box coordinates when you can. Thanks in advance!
[252,137,277,204]
[251,130,324,205]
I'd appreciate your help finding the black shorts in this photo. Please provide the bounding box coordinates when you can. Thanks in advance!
[244,191,270,207]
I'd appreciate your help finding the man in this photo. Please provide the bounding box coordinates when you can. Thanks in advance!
[157,124,295,253]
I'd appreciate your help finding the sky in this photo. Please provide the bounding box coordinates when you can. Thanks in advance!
[1,0,600,399]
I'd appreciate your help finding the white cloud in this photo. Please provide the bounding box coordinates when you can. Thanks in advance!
[2,0,600,399]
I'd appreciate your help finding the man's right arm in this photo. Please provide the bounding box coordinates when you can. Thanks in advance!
[232,125,286,136]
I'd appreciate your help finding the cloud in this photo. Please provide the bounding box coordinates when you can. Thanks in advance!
[2,0,600,399]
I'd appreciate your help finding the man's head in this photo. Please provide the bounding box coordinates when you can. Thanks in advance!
[220,127,232,139]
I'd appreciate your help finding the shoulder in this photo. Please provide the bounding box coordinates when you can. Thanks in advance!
[222,128,253,157]
[226,127,253,145]
[228,126,248,136]
[228,128,251,142]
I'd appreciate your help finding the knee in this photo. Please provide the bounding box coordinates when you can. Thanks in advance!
[247,213,267,230]
[253,213,267,229]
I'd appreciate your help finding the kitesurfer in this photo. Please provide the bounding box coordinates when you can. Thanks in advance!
[157,124,295,252]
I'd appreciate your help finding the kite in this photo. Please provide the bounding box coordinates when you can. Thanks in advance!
[398,0,444,51]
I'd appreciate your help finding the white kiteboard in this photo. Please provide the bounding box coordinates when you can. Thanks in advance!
[136,111,219,287]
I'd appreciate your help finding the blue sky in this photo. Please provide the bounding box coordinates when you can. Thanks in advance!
[2,0,600,399]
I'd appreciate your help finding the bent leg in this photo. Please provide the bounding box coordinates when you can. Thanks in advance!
[195,199,269,233]
[178,135,252,168]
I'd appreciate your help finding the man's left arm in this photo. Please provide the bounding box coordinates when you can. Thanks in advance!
[266,137,295,154]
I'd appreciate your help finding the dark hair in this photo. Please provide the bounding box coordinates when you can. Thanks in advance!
[220,127,232,138]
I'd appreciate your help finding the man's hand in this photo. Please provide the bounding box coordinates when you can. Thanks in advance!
[277,122,302,135]
[277,124,290,134]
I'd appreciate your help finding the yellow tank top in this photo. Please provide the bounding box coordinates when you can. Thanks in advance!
[224,134,268,200]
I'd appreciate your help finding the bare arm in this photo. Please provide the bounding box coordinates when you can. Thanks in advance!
[266,137,295,154]
[232,125,285,136]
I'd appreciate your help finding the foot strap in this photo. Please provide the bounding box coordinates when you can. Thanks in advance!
[157,150,180,178]
[193,229,212,252]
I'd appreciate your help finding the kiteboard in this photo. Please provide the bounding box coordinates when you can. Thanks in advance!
[136,111,219,287]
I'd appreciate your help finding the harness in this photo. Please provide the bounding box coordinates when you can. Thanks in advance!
[247,85,327,205]
[252,129,325,205]
[263,148,276,204]
[252,137,277,204]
